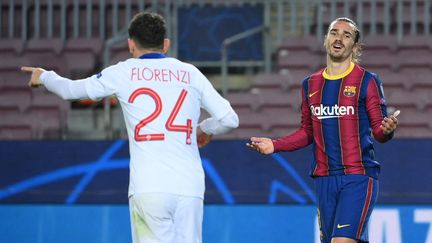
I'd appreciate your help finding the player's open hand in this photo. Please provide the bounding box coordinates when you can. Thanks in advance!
[21,66,46,88]
[381,110,399,135]
[197,127,212,148]
[246,137,274,155]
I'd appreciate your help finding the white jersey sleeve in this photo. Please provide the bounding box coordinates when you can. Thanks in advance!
[39,63,122,101]
[40,71,90,100]
[198,71,234,119]
[194,71,239,135]
[199,111,239,135]
[83,64,121,100]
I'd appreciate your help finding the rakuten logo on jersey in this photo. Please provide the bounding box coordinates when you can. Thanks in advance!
[310,104,355,119]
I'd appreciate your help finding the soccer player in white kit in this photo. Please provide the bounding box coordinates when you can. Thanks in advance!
[22,12,239,243]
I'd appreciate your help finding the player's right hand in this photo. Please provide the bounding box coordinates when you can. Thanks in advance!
[197,127,212,148]
[21,66,46,88]
[246,137,274,155]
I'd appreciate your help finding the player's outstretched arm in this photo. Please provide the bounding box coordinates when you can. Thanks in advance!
[21,66,46,88]
[246,137,274,155]
[21,66,91,100]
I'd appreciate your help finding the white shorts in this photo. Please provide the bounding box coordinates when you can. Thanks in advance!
[129,193,203,243]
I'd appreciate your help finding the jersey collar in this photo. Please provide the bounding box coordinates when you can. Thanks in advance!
[139,53,166,59]
[322,62,355,80]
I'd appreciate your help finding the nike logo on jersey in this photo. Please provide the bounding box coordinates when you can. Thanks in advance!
[337,224,351,229]
[309,90,319,98]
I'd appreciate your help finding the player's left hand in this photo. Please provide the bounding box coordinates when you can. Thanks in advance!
[380,110,399,135]
[246,137,274,155]
[21,66,46,88]
[197,128,212,148]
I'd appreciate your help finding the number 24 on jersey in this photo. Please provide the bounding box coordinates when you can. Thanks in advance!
[128,88,193,144]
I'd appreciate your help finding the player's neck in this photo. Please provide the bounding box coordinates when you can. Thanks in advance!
[133,49,164,58]
[325,59,352,76]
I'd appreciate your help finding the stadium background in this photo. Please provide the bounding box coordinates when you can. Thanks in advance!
[0,0,431,242]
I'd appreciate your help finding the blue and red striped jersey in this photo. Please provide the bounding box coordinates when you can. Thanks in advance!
[273,63,393,178]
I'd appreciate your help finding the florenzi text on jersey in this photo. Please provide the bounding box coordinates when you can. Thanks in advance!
[130,67,191,84]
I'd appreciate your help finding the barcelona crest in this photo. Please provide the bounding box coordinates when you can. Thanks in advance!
[343,86,356,97]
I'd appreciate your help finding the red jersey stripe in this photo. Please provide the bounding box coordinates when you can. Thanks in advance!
[356,177,373,239]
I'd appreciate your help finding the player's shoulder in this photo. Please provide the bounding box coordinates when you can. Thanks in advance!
[354,64,379,80]
[366,70,380,81]
[106,58,134,71]
[303,68,325,84]
[167,57,200,72]
[96,59,131,80]
[355,65,384,90]
[362,68,381,83]
[309,68,324,78]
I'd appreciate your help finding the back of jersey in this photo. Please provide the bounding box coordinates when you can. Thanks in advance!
[91,55,232,199]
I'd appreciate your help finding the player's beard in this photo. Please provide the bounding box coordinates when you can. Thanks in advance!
[326,41,353,63]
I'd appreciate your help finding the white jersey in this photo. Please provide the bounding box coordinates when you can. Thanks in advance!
[61,55,235,199]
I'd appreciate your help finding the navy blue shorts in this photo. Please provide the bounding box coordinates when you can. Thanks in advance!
[314,174,378,243]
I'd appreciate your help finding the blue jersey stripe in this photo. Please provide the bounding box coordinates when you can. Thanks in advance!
[302,77,310,105]
[321,80,342,170]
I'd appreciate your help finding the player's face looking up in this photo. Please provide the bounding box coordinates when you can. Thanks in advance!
[324,20,359,63]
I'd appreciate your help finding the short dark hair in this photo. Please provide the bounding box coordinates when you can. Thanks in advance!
[330,17,361,43]
[128,12,166,49]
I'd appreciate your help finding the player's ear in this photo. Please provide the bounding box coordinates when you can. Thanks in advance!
[352,42,361,61]
[162,38,170,54]
[353,42,360,50]
[128,38,135,55]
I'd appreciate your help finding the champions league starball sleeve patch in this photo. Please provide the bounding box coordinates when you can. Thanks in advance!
[379,84,387,105]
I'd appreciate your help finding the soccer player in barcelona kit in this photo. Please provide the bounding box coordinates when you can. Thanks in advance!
[247,18,398,243]
[22,12,239,243]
